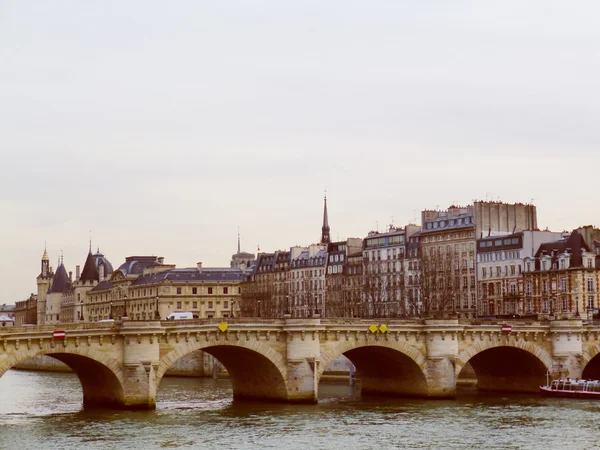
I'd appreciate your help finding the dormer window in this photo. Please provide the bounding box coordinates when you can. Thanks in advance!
[560,259,565,270]
[542,261,547,271]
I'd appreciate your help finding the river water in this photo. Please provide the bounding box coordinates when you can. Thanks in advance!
[1,370,599,450]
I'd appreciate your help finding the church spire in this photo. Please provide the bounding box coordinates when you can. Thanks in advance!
[321,192,330,244]
[237,227,241,254]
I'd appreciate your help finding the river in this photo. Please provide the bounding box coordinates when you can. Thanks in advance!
[1,370,599,450]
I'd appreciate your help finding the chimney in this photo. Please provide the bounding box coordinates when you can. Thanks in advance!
[197,262,203,271]
[157,257,164,264]
[76,265,81,281]
[69,271,73,282]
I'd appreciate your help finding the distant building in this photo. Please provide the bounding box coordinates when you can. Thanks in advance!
[325,238,363,318]
[0,315,14,328]
[361,225,420,318]
[523,231,600,319]
[13,294,37,326]
[477,230,563,317]
[420,201,538,318]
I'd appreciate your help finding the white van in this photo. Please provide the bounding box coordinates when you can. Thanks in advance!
[166,312,193,320]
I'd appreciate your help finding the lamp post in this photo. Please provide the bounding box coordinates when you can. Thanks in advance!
[123,294,129,320]
[231,299,234,318]
[80,299,84,321]
[155,296,161,320]
[257,300,261,318]
[109,301,113,320]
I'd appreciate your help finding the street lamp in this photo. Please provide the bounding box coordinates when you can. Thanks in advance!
[155,296,161,320]
[231,299,235,318]
[80,299,84,321]
[257,300,261,318]
[123,294,128,320]
[109,301,113,320]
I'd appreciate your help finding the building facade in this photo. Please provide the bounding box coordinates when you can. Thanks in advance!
[522,231,600,319]
[477,230,563,317]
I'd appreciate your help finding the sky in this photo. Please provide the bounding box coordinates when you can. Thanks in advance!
[1,1,599,303]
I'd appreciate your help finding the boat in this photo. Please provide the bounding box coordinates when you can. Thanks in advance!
[539,373,600,398]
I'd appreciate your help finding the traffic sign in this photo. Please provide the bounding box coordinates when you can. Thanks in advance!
[53,330,66,339]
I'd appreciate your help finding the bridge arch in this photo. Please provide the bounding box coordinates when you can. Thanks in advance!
[456,340,552,392]
[156,339,288,402]
[0,346,124,408]
[581,345,600,378]
[318,340,428,397]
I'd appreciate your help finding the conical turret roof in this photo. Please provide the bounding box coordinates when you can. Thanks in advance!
[48,263,71,294]
[80,251,100,282]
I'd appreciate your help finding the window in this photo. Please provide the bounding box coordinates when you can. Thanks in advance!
[588,278,595,293]
[224,301,229,309]
[589,258,594,268]
[560,259,566,270]
[588,296,595,309]
[526,282,532,296]
[223,287,228,294]
[208,301,213,309]
[192,301,197,308]
[192,287,197,294]
[208,287,213,294]
[561,278,567,293]
[482,267,487,278]
[542,280,548,294]
[176,287,182,295]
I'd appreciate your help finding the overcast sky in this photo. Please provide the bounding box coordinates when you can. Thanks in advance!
[1,1,599,303]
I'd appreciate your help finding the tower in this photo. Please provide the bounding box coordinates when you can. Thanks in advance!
[36,245,53,325]
[321,194,330,244]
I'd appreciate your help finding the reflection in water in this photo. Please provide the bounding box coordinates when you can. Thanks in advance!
[2,370,600,449]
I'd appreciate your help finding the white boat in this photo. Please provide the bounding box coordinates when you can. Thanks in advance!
[539,373,600,398]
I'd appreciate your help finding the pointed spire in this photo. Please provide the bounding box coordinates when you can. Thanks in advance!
[60,250,64,266]
[321,192,330,244]
[89,230,92,253]
[42,242,49,261]
[238,227,241,254]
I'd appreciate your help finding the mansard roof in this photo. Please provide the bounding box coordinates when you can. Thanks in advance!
[116,256,162,278]
[534,231,591,269]
[130,268,246,287]
[48,263,71,294]
[89,280,114,292]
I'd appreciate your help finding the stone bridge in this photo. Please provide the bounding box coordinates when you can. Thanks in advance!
[2,318,600,410]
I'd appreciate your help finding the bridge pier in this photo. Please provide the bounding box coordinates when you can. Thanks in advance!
[284,318,321,404]
[423,320,459,398]
[120,323,161,409]
[550,320,584,380]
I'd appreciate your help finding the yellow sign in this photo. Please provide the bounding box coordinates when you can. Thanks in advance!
[379,324,388,333]
[218,322,228,332]
[369,324,378,333]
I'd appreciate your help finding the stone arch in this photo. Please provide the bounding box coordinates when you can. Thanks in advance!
[156,339,288,402]
[0,345,124,408]
[318,340,428,397]
[581,345,600,378]
[456,340,553,375]
[456,340,551,393]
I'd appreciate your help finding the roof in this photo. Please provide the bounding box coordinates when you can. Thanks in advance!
[131,268,247,287]
[48,263,71,294]
[89,280,114,292]
[116,256,162,277]
[80,250,114,281]
[421,213,475,235]
[534,231,590,268]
